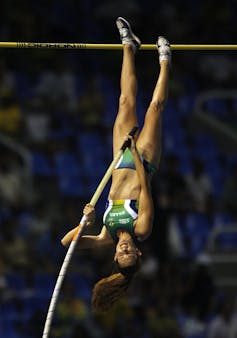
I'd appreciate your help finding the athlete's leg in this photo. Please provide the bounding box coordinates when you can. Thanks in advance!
[137,36,171,167]
[113,17,141,155]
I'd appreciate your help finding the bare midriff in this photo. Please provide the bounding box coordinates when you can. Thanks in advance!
[108,168,141,200]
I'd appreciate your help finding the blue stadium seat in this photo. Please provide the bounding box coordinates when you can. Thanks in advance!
[191,134,218,157]
[17,210,32,237]
[1,302,19,322]
[183,213,211,257]
[191,144,219,162]
[54,151,81,177]
[58,175,85,197]
[163,128,188,156]
[1,327,21,338]
[6,273,26,292]
[78,132,105,156]
[33,273,55,298]
[69,274,91,302]
[15,72,38,101]
[205,98,228,118]
[178,156,192,175]
[31,151,55,177]
[103,88,118,126]
[213,212,235,228]
[216,231,237,251]
[178,94,196,117]
[163,112,181,131]
[49,127,73,141]
[22,294,48,319]
[95,74,118,126]
[226,154,237,176]
[78,132,107,179]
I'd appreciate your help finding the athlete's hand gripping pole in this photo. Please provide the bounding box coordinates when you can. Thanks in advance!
[42,126,138,338]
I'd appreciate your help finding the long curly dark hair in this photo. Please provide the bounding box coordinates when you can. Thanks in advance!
[91,259,140,313]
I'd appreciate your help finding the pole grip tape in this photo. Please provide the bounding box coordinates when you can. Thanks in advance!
[120,126,138,151]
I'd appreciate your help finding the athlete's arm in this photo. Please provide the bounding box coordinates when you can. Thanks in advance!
[61,225,113,248]
[129,137,154,241]
[61,204,113,248]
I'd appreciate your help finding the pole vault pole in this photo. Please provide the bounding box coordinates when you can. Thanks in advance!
[42,126,138,338]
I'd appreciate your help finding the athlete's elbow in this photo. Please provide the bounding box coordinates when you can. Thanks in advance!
[136,228,152,241]
[136,219,153,241]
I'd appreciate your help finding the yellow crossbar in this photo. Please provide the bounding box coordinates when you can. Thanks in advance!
[0,42,237,50]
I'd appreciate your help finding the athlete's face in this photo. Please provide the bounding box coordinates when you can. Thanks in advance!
[114,240,141,268]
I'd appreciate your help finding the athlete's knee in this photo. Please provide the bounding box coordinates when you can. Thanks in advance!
[149,99,166,113]
[119,94,136,111]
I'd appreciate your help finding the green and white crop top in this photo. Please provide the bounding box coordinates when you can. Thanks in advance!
[103,199,139,244]
[115,149,157,176]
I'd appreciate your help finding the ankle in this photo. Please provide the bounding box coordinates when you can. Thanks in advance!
[123,44,133,50]
[123,44,135,54]
[159,59,170,67]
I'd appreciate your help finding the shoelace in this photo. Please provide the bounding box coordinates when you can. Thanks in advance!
[120,28,130,39]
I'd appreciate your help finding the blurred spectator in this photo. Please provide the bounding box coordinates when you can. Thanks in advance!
[24,201,52,241]
[78,76,105,129]
[22,97,51,145]
[1,217,30,270]
[0,59,16,99]
[55,280,90,337]
[146,304,182,338]
[182,258,215,322]
[0,257,12,302]
[181,313,206,338]
[0,94,22,137]
[221,162,237,218]
[36,59,78,113]
[0,147,27,207]
[199,55,233,88]
[151,155,190,262]
[185,158,213,213]
[95,298,141,338]
[0,59,21,137]
[167,215,186,258]
[158,154,190,212]
[207,296,236,338]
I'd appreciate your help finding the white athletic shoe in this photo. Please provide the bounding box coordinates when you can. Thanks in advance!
[116,17,141,53]
[157,36,171,63]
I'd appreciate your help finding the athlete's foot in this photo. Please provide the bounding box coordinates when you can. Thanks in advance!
[156,36,171,64]
[116,17,141,53]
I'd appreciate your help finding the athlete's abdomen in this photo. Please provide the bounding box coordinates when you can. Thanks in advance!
[109,168,141,200]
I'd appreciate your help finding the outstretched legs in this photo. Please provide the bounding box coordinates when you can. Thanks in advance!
[113,18,141,155]
[113,18,171,169]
